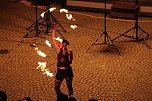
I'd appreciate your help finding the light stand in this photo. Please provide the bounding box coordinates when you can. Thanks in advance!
[18,0,45,46]
[112,0,151,49]
[18,0,66,46]
[44,0,66,35]
[87,0,121,55]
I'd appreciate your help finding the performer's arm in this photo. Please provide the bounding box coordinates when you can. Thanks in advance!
[52,29,60,53]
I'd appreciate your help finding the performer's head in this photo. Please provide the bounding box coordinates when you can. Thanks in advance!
[61,39,69,48]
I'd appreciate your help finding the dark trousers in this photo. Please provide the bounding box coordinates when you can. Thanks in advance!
[55,67,74,96]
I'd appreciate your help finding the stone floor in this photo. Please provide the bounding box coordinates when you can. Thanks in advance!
[0,0,152,101]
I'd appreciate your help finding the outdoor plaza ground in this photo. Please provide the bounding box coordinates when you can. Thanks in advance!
[0,0,152,101]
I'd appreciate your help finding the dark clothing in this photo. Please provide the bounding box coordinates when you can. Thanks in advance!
[55,48,74,96]
[55,68,74,96]
[57,48,72,68]
[56,67,73,80]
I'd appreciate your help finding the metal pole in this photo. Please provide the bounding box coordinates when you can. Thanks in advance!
[35,0,39,37]
[104,0,107,43]
[135,0,139,41]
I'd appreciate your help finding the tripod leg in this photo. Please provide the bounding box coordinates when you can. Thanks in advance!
[39,18,48,27]
[107,34,121,55]
[112,27,135,41]
[87,34,104,51]
[106,33,111,45]
[18,28,35,46]
[140,40,151,49]
[38,30,47,39]
[26,18,42,30]
[51,14,66,33]
[18,40,24,46]
[56,29,65,39]
[138,26,150,37]
[136,26,151,49]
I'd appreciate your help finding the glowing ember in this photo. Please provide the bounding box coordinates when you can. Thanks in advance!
[35,47,38,51]
[37,50,47,57]
[41,12,45,18]
[37,62,46,69]
[45,40,52,47]
[54,37,63,43]
[70,25,77,29]
[60,8,68,13]
[35,47,47,57]
[37,62,53,77]
[44,70,53,77]
[49,7,56,12]
[60,8,77,30]
[40,7,56,18]
[66,14,73,20]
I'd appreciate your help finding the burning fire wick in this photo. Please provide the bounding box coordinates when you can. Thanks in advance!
[35,47,47,57]
[45,40,52,47]
[60,8,77,29]
[54,37,63,43]
[37,62,53,77]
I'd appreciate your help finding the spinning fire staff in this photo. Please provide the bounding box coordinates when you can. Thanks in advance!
[112,0,151,49]
[87,0,121,55]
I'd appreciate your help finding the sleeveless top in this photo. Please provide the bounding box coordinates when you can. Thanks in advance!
[57,48,71,68]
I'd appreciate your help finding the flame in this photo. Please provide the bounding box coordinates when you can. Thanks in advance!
[60,8,77,30]
[37,50,47,57]
[54,37,63,43]
[37,62,46,69]
[44,70,53,77]
[49,7,56,12]
[37,62,53,77]
[70,25,77,29]
[60,8,68,13]
[66,14,73,20]
[45,40,52,47]
[35,47,47,57]
[40,7,56,18]
[35,47,38,51]
[41,12,45,18]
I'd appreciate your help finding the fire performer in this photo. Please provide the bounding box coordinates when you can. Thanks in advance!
[52,28,74,98]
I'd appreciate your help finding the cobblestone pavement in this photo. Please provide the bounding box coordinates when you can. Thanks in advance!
[0,0,152,101]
